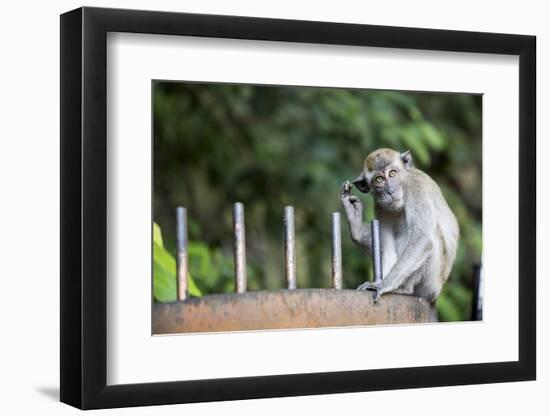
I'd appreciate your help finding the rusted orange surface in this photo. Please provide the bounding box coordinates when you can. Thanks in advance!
[153,289,432,334]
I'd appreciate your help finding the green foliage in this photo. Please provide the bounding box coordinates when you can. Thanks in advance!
[153,222,201,301]
[437,282,473,322]
[153,82,482,321]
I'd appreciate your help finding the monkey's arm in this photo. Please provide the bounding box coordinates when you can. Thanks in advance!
[376,230,432,296]
[349,223,372,252]
[340,181,372,253]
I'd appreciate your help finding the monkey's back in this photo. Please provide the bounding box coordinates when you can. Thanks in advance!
[410,169,460,299]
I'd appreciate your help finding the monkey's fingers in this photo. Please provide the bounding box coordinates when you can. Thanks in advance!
[357,281,376,291]
[341,181,352,196]
[349,196,362,207]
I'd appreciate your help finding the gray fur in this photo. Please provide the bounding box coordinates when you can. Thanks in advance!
[341,148,459,303]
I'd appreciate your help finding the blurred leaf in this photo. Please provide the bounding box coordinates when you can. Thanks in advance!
[419,123,446,151]
[400,126,430,166]
[153,222,164,247]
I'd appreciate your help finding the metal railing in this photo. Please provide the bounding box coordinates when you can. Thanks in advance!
[174,202,373,300]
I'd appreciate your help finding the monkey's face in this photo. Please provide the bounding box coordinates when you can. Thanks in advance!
[369,166,406,211]
[352,148,413,212]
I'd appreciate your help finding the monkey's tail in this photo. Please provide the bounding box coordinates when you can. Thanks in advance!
[429,302,439,323]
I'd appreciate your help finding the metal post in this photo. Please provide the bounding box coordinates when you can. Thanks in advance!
[331,212,343,289]
[371,219,383,284]
[471,263,483,321]
[233,202,247,293]
[284,206,297,289]
[176,206,188,301]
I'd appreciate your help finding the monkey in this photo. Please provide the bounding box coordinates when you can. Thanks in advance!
[340,148,459,307]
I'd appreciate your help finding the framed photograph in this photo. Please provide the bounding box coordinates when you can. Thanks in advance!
[60,6,536,409]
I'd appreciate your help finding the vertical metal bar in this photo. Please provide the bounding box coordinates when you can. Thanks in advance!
[233,202,247,293]
[284,206,297,289]
[176,206,188,301]
[471,263,483,321]
[371,219,383,284]
[331,212,343,289]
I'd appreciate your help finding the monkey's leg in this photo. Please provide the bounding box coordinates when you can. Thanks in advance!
[356,270,418,293]
[357,283,413,301]
[377,241,432,297]
[391,286,416,296]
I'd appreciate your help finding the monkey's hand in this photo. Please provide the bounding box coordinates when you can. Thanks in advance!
[357,281,384,302]
[340,181,363,224]
[357,281,381,291]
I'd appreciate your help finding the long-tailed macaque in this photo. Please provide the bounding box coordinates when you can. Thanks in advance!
[341,148,459,304]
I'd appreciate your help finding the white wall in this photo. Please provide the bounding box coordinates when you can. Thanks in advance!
[0,0,545,415]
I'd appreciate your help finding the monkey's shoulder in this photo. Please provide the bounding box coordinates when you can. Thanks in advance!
[406,169,446,199]
[409,168,438,186]
[406,168,458,225]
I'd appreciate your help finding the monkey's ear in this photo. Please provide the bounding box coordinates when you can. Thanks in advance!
[401,150,414,169]
[352,173,370,194]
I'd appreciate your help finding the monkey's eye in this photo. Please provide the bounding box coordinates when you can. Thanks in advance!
[375,176,384,184]
[388,170,397,178]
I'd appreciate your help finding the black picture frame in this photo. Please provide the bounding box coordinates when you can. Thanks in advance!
[60,6,536,410]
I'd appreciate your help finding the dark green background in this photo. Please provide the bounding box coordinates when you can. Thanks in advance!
[153,81,482,322]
